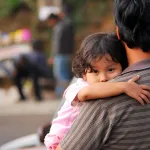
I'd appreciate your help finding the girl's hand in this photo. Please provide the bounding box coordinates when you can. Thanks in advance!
[125,75,150,105]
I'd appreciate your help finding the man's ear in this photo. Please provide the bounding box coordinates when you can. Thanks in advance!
[116,26,120,40]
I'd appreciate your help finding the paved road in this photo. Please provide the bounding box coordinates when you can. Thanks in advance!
[0,100,60,146]
[0,115,51,146]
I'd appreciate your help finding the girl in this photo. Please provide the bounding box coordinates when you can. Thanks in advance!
[44,33,150,150]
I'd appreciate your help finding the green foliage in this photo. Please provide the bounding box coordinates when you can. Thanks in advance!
[23,0,37,13]
[64,0,110,31]
[0,0,20,17]
[0,0,36,18]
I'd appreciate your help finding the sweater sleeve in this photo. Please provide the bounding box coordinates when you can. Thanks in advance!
[63,79,88,106]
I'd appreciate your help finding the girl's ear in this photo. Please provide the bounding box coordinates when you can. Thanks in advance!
[116,26,120,40]
[83,74,87,81]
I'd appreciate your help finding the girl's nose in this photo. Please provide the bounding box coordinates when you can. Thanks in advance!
[100,74,108,82]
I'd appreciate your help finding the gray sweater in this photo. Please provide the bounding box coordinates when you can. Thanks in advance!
[51,17,74,56]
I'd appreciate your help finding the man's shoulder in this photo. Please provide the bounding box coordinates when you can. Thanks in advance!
[85,94,133,112]
[83,68,150,116]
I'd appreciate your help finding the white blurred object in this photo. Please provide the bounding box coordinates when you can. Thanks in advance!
[39,6,60,21]
[0,134,40,150]
[0,43,31,61]
[0,87,19,105]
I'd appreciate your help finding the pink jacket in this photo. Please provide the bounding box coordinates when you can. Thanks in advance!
[44,78,88,150]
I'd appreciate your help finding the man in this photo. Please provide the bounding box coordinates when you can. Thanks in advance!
[56,0,150,149]
[47,13,74,97]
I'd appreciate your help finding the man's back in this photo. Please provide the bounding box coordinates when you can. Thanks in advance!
[101,70,150,149]
[60,58,150,150]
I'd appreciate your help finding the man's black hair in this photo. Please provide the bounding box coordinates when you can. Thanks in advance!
[47,13,60,20]
[114,0,150,52]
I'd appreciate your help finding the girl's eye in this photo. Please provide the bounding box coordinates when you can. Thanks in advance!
[93,69,99,73]
[108,68,115,72]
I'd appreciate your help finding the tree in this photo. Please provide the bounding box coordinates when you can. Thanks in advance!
[0,0,20,17]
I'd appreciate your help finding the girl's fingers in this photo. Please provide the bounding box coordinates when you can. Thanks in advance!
[140,94,149,104]
[128,75,140,82]
[140,85,150,91]
[142,90,150,100]
[136,96,144,105]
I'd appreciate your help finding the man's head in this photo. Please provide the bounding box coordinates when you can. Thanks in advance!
[114,0,150,52]
[32,39,44,51]
[47,13,60,27]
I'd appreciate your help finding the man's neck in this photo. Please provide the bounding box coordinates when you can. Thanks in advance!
[124,44,150,66]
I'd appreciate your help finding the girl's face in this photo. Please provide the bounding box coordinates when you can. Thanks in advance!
[83,55,122,84]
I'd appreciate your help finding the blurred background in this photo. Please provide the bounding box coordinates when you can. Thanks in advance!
[0,0,115,149]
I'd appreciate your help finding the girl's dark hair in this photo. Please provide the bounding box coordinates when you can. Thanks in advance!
[72,32,128,78]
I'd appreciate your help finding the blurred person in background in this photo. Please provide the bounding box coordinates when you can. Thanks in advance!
[59,3,73,20]
[47,10,75,98]
[12,39,54,101]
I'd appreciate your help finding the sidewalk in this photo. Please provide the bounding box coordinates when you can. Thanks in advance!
[0,86,61,149]
[0,100,60,116]
[0,87,60,116]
